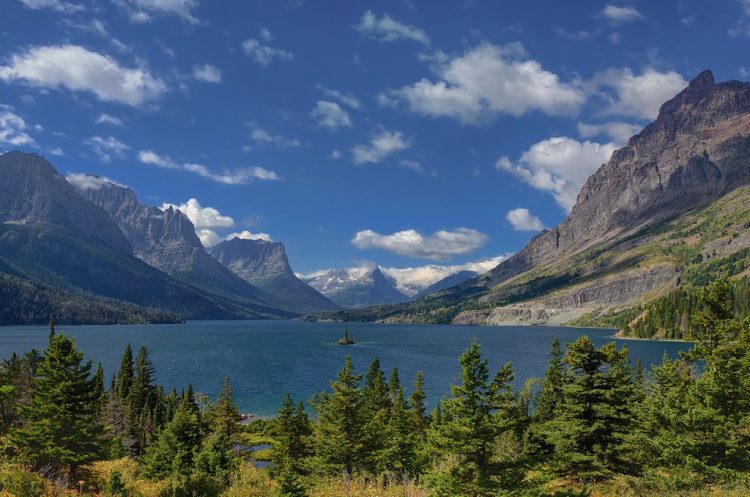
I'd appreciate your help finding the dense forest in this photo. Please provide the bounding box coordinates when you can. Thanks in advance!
[2,277,750,496]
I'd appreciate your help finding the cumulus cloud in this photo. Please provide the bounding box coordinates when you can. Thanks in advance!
[66,173,125,190]
[497,137,616,211]
[577,121,643,144]
[601,5,644,23]
[85,135,129,162]
[0,45,166,107]
[18,0,84,12]
[352,227,487,260]
[225,230,272,242]
[355,10,430,45]
[95,113,124,127]
[0,106,36,147]
[242,39,294,65]
[139,149,281,184]
[310,101,352,130]
[118,0,200,24]
[592,68,687,120]
[248,123,301,148]
[505,208,546,232]
[381,42,584,124]
[192,64,221,84]
[160,199,273,247]
[351,129,409,164]
[317,85,361,109]
[380,255,508,296]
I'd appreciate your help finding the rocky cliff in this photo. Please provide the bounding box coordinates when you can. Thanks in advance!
[209,237,339,314]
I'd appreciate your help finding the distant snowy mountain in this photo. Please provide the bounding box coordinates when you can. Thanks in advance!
[302,266,408,309]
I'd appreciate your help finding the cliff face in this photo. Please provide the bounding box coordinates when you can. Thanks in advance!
[209,238,340,314]
[475,70,750,291]
[0,152,131,253]
[74,177,294,317]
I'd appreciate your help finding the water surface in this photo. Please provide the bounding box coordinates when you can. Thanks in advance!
[0,320,689,417]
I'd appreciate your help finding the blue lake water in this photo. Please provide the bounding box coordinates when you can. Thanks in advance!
[0,320,689,417]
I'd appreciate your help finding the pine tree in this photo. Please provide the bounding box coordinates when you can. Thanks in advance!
[93,363,105,414]
[212,377,240,439]
[142,387,203,478]
[380,369,417,475]
[116,344,134,400]
[361,358,389,471]
[12,333,103,477]
[313,356,365,475]
[535,337,566,421]
[273,393,312,476]
[409,371,428,434]
[126,346,156,455]
[194,430,235,483]
[426,340,521,496]
[540,336,636,481]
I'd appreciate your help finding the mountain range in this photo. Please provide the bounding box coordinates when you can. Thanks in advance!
[311,70,750,328]
[0,154,334,324]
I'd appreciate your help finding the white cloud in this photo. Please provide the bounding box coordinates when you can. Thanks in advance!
[381,255,508,296]
[259,27,273,42]
[192,64,222,84]
[328,149,342,159]
[66,173,125,190]
[577,121,642,144]
[310,101,352,130]
[225,230,272,242]
[352,129,409,164]
[0,106,36,147]
[95,113,124,126]
[85,135,129,162]
[399,159,423,173]
[18,0,84,13]
[592,68,687,120]
[352,227,487,260]
[505,208,545,232]
[317,85,361,109]
[139,149,281,184]
[248,123,301,148]
[601,5,644,23]
[0,45,166,107]
[49,147,64,156]
[355,10,430,45]
[119,0,200,24]
[160,199,274,247]
[497,137,616,211]
[242,39,294,65]
[161,198,234,229]
[382,42,584,124]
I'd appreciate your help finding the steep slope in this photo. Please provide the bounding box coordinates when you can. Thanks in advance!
[312,70,750,325]
[72,177,292,317]
[208,237,339,314]
[414,270,478,299]
[0,151,289,322]
[303,267,408,309]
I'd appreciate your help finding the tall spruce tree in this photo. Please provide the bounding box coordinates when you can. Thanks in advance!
[272,393,312,477]
[409,371,428,434]
[211,377,240,439]
[313,356,365,475]
[12,333,103,477]
[426,340,521,496]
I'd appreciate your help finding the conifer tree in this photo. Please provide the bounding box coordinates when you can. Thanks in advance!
[273,393,312,476]
[116,344,134,400]
[12,333,103,477]
[409,371,428,434]
[313,356,365,475]
[534,337,566,421]
[212,377,240,439]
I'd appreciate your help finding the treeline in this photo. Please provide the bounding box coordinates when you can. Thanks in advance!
[2,277,750,496]
[0,272,183,325]
[573,276,750,339]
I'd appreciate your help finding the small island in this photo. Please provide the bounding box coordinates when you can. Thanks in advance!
[337,328,355,345]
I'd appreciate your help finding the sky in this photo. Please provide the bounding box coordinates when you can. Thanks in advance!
[1,0,749,290]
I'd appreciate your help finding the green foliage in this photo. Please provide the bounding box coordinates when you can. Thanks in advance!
[11,332,103,476]
[104,469,128,497]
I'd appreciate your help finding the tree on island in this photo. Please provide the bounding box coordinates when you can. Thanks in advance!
[337,329,355,345]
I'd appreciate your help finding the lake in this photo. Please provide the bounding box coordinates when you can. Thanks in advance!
[0,320,689,417]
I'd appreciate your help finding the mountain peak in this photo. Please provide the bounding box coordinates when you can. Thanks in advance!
[690,69,715,89]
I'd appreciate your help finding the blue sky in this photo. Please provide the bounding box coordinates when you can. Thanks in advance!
[1,0,749,288]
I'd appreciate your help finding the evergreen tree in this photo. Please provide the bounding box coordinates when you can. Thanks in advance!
[535,337,566,421]
[12,333,103,477]
[142,387,203,478]
[409,371,428,434]
[93,363,105,414]
[194,431,235,483]
[126,346,156,455]
[211,377,240,439]
[540,337,636,481]
[116,344,134,400]
[272,393,312,476]
[426,340,521,496]
[380,369,417,475]
[313,356,365,475]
